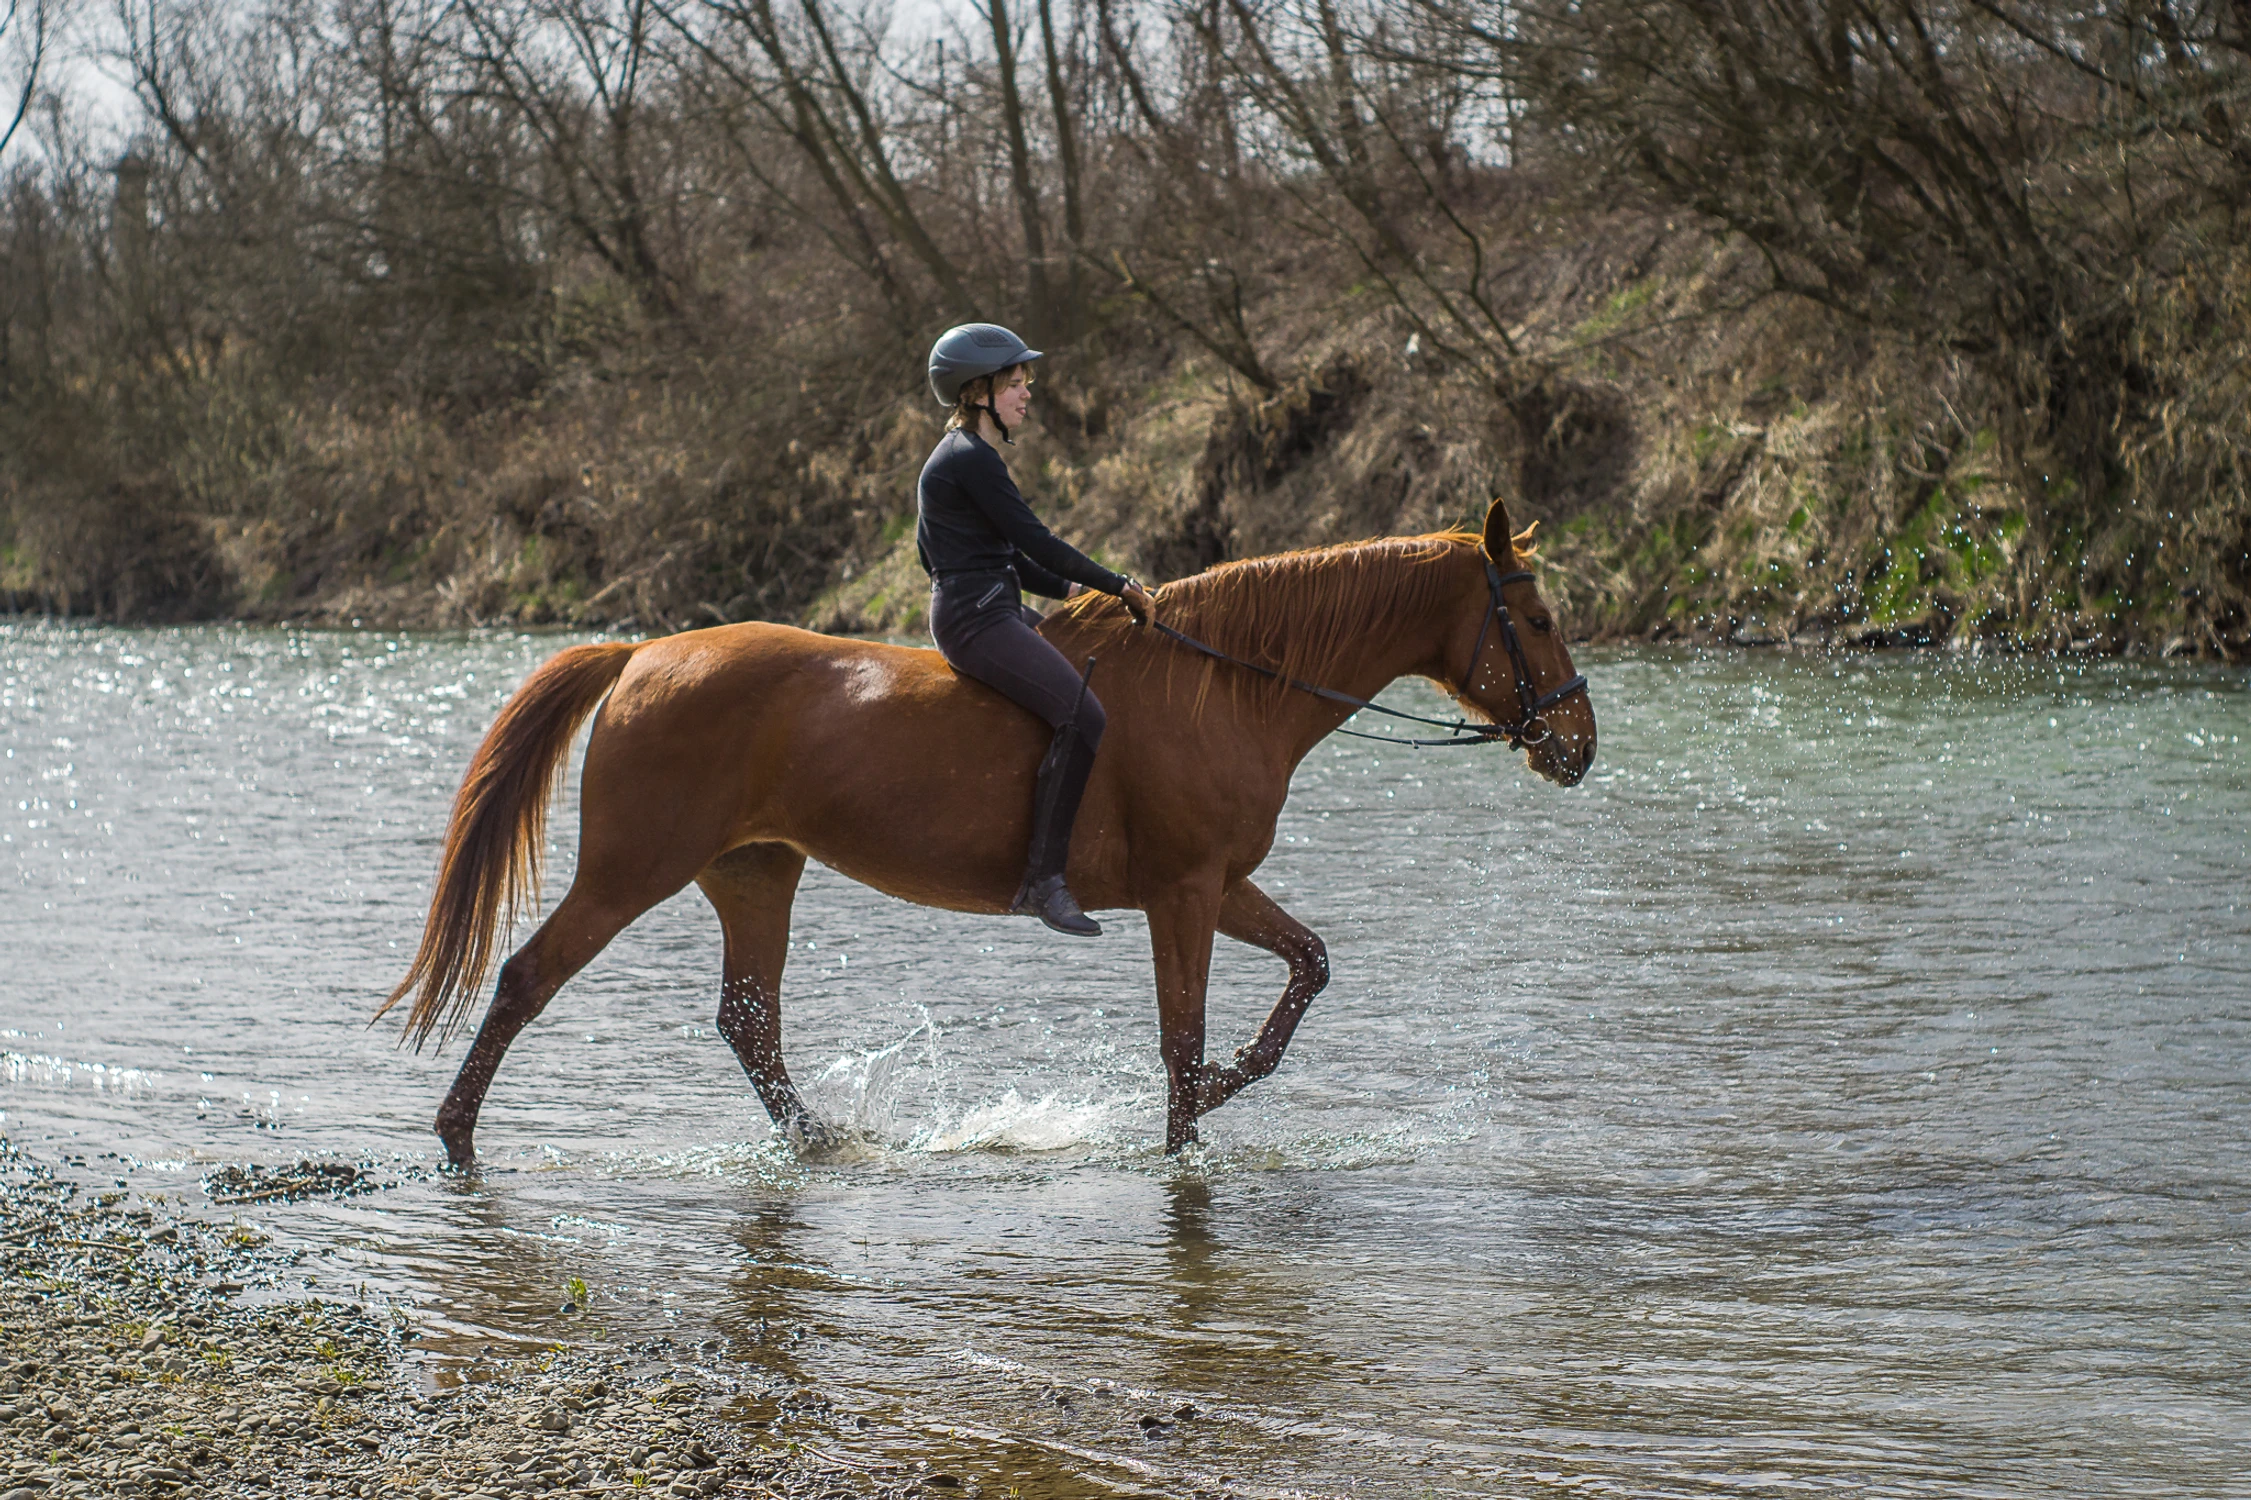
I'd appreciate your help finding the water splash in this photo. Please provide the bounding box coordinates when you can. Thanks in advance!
[790,1010,1160,1159]
[905,1087,1152,1154]
[803,1010,944,1143]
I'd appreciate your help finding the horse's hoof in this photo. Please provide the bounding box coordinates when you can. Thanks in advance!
[1193,1062,1249,1114]
[436,1123,476,1172]
[784,1114,842,1152]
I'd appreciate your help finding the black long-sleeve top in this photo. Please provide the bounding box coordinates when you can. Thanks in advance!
[915,430,1126,601]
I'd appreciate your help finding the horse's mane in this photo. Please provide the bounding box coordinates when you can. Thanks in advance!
[1057,530,1486,708]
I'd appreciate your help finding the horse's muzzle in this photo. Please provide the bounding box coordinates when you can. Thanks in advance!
[1536,726,1595,787]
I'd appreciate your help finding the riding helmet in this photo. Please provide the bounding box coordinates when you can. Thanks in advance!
[928,323,1042,406]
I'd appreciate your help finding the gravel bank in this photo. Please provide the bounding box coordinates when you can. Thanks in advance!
[0,1138,954,1500]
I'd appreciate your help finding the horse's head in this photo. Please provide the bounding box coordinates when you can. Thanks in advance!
[1446,498,1596,787]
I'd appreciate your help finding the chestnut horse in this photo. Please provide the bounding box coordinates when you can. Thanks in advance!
[381,498,1595,1165]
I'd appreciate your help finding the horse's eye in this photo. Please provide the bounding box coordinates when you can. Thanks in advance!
[1530,616,1553,634]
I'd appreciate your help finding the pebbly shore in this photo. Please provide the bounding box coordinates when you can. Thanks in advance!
[0,1138,957,1500]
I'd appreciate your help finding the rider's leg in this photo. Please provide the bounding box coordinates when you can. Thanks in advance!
[930,585,1108,935]
[1014,693,1106,933]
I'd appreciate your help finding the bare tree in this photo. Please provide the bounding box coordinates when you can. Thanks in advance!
[1033,0,1084,339]
[661,0,915,322]
[1477,0,2251,498]
[979,0,1056,337]
[450,0,684,318]
[1,0,56,161]
[677,0,978,318]
[1084,0,1285,388]
[1187,0,1528,386]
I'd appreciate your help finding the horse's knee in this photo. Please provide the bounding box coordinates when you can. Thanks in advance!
[1289,931,1330,994]
[492,933,574,1014]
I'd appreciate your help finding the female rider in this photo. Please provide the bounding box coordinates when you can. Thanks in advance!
[920,323,1157,937]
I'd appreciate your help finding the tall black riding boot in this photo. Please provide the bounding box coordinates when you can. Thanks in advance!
[1010,722,1102,937]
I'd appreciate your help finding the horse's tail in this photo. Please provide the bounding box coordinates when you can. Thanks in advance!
[377,641,640,1050]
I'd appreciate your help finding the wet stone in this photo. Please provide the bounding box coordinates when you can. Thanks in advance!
[200,1160,389,1207]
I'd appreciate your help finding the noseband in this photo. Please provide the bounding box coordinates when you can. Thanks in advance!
[1149,551,1589,750]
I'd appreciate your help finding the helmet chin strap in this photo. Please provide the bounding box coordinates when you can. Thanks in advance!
[981,399,1014,445]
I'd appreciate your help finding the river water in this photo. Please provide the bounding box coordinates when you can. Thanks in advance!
[2,623,2246,1497]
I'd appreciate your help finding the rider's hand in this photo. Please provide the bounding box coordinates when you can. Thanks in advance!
[1121,580,1155,626]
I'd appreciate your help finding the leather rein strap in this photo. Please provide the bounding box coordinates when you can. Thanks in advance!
[1147,555,1590,750]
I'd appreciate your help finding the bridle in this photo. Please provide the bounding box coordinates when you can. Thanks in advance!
[1148,550,1590,751]
[1462,556,1591,749]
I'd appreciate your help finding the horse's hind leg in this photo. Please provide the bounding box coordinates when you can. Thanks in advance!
[1194,879,1331,1117]
[696,843,815,1136]
[435,883,644,1169]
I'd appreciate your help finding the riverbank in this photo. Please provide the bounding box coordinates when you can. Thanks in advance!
[6,232,2246,663]
[0,1138,960,1500]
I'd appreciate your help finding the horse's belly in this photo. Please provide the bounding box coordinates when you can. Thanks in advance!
[729,667,1068,911]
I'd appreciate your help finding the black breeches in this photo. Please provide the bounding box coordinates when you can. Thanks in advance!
[929,574,1107,744]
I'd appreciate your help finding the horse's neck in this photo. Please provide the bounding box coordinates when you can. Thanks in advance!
[1221,549,1458,759]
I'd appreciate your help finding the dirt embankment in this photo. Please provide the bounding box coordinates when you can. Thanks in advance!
[6,223,2245,660]
[815,228,2247,659]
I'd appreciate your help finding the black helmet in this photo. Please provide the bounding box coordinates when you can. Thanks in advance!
[928,323,1042,406]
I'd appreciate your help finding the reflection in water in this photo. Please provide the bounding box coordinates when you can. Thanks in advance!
[720,1200,819,1355]
[713,1202,823,1433]
[1151,1174,1334,1432]
[395,1174,614,1376]
[3,624,2248,1496]
[1161,1176,1220,1326]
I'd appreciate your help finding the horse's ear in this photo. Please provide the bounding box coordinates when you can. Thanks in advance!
[1480,496,1516,561]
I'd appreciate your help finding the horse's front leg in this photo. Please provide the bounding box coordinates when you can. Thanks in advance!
[1193,879,1331,1116]
[1144,876,1226,1153]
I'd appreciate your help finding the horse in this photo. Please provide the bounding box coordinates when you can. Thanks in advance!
[380,497,1595,1165]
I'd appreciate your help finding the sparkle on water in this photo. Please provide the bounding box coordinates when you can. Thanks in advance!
[3,622,2246,1497]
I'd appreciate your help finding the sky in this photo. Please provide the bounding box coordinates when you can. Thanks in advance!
[2,0,985,171]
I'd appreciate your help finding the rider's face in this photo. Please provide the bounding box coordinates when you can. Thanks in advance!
[993,367,1033,429]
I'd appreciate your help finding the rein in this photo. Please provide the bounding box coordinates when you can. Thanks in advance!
[1146,555,1590,751]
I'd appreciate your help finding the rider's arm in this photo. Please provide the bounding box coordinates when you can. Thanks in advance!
[1011,551,1078,601]
[967,445,1126,596]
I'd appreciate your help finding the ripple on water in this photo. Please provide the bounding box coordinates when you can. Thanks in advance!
[2,1050,168,1096]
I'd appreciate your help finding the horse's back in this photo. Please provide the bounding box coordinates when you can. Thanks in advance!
[591,622,991,747]
[606,621,933,703]
[585,626,1057,891]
